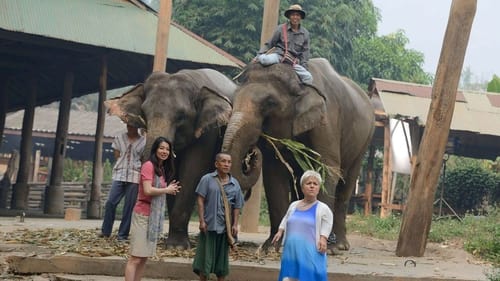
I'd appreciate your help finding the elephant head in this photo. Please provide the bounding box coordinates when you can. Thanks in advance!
[222,63,327,191]
[105,70,234,158]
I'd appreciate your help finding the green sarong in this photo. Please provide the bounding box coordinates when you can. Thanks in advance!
[192,231,230,278]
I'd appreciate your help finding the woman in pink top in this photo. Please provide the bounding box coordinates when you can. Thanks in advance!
[125,136,181,281]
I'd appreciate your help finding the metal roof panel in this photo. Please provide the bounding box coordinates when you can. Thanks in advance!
[0,0,244,68]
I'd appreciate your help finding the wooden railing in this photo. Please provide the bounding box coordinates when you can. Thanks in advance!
[5,182,112,217]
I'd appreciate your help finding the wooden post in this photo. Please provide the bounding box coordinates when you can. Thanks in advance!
[380,121,392,218]
[11,77,37,210]
[87,56,107,219]
[364,145,374,216]
[33,150,41,182]
[44,71,74,215]
[396,0,476,257]
[152,0,172,72]
[240,0,280,233]
[0,78,7,150]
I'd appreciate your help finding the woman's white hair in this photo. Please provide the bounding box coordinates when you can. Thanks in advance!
[300,170,322,186]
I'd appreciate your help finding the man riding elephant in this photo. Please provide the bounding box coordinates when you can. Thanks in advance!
[254,4,313,85]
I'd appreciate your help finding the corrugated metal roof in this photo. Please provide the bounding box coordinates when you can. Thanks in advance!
[369,78,500,160]
[371,78,500,136]
[0,0,244,68]
[5,108,124,138]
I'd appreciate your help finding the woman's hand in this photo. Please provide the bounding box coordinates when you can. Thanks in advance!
[166,180,181,195]
[271,229,283,245]
[318,235,328,253]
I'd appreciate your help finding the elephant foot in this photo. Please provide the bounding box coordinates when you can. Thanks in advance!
[333,237,351,252]
[257,237,277,254]
[165,233,191,250]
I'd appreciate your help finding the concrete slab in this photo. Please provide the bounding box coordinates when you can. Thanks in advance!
[0,216,493,280]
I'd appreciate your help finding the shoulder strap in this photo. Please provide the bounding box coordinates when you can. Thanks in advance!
[282,23,288,54]
[216,177,236,248]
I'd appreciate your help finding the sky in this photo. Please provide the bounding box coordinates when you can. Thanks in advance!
[372,0,499,82]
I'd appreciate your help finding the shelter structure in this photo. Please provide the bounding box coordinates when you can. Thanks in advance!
[0,0,244,215]
[2,107,124,162]
[366,78,500,216]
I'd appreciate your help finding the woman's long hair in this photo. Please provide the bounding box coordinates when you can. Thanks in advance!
[149,136,175,182]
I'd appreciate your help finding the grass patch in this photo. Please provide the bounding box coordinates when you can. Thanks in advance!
[347,206,500,266]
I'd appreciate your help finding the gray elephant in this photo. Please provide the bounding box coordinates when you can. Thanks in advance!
[222,58,375,252]
[105,69,236,249]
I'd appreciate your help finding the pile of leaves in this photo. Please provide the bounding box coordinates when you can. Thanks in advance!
[0,228,281,263]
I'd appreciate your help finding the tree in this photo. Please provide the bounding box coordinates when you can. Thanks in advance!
[487,74,500,93]
[352,30,433,87]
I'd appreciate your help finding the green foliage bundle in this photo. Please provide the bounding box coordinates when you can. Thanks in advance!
[443,158,499,214]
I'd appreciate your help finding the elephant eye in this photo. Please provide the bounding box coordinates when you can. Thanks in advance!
[175,112,186,123]
[262,96,278,109]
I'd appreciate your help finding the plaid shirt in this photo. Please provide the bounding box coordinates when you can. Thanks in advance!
[111,131,145,183]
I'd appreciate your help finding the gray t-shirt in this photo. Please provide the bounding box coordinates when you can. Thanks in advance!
[195,171,244,234]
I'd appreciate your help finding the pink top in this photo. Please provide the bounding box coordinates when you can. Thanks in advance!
[133,161,166,216]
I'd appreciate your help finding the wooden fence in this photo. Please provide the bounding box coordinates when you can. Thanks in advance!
[4,182,112,218]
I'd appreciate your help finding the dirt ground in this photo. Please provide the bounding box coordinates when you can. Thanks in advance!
[0,216,494,281]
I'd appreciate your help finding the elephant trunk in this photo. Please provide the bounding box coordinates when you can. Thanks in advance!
[222,111,262,192]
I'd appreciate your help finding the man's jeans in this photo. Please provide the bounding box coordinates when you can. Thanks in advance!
[101,180,138,239]
[257,53,313,84]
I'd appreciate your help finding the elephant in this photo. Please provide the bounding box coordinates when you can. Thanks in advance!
[105,68,236,249]
[222,58,375,252]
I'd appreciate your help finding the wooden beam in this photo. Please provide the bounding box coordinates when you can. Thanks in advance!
[364,145,375,216]
[44,70,74,215]
[396,0,476,257]
[152,0,172,72]
[240,0,280,233]
[11,76,37,209]
[380,121,392,218]
[87,55,107,219]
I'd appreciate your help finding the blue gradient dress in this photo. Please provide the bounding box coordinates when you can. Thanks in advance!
[278,202,328,281]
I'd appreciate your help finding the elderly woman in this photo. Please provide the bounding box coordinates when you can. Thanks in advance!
[272,170,334,281]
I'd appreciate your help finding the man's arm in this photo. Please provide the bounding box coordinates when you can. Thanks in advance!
[301,29,311,68]
[231,208,240,237]
[113,149,120,160]
[197,194,207,233]
[258,25,282,54]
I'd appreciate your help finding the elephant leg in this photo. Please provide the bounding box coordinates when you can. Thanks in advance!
[165,133,218,249]
[333,154,365,251]
[317,167,340,254]
[260,147,292,252]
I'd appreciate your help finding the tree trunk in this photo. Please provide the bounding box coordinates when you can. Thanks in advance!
[396,0,476,257]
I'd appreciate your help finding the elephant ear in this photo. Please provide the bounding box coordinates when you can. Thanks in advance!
[194,86,232,138]
[104,84,147,129]
[293,88,327,136]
